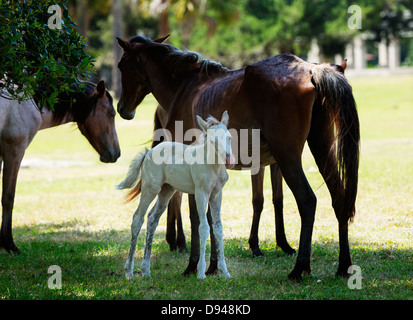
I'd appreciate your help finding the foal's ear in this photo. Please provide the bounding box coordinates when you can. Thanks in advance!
[117,37,129,51]
[154,34,170,43]
[221,110,229,126]
[96,80,106,98]
[197,115,209,133]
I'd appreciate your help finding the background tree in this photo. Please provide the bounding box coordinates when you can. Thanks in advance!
[0,0,96,109]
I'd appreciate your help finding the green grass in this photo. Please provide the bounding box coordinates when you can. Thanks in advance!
[1,75,412,300]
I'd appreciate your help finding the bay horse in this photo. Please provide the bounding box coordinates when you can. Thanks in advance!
[116,35,360,280]
[153,105,295,258]
[118,111,233,280]
[0,80,120,253]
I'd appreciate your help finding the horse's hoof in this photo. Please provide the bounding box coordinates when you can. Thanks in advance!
[288,271,303,281]
[336,264,352,278]
[183,260,198,276]
[0,240,21,254]
[288,261,311,281]
[178,246,189,254]
[197,273,206,280]
[252,248,264,257]
[282,247,296,256]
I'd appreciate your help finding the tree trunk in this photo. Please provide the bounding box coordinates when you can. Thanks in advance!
[159,0,170,42]
[112,0,123,99]
[76,0,90,47]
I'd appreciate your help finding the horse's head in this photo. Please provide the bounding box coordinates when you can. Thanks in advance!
[116,35,169,120]
[77,80,120,163]
[197,111,235,169]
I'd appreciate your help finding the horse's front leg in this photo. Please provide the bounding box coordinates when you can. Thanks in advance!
[195,190,209,280]
[270,163,296,255]
[0,147,25,254]
[183,194,200,275]
[209,191,230,278]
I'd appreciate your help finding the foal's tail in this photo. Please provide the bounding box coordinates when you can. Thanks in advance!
[311,64,360,221]
[116,148,149,203]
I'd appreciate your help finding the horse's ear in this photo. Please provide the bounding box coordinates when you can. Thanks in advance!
[221,110,229,126]
[197,115,208,133]
[96,80,106,98]
[117,37,129,51]
[154,34,170,43]
[341,59,347,72]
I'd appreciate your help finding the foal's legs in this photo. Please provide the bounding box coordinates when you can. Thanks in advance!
[124,189,157,279]
[209,191,230,278]
[194,190,209,280]
[141,185,176,277]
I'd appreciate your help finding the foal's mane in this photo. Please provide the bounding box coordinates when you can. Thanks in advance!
[129,36,229,77]
[205,115,221,127]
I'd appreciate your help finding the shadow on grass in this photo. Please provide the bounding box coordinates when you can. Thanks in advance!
[1,221,412,299]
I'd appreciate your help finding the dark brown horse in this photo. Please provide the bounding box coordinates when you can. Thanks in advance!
[116,35,360,280]
[153,104,295,258]
[0,81,120,253]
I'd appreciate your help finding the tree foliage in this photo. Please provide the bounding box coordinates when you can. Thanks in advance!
[0,0,96,109]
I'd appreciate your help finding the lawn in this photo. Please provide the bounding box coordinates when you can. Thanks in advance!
[0,74,412,300]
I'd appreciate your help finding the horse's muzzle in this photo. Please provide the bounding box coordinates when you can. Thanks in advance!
[100,149,121,163]
[225,155,236,169]
[117,100,136,120]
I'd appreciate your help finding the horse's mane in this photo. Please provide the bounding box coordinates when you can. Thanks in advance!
[34,81,109,124]
[129,36,229,77]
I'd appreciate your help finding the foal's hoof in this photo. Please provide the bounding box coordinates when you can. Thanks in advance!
[197,273,206,280]
[125,272,134,280]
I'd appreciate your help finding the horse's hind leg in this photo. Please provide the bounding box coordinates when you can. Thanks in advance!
[270,163,296,255]
[307,106,352,277]
[124,189,157,279]
[141,185,176,277]
[209,190,230,278]
[166,192,187,252]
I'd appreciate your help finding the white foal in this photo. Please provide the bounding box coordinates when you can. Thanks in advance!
[118,111,235,280]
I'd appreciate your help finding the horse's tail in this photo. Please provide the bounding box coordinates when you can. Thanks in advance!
[116,148,149,203]
[311,64,360,221]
